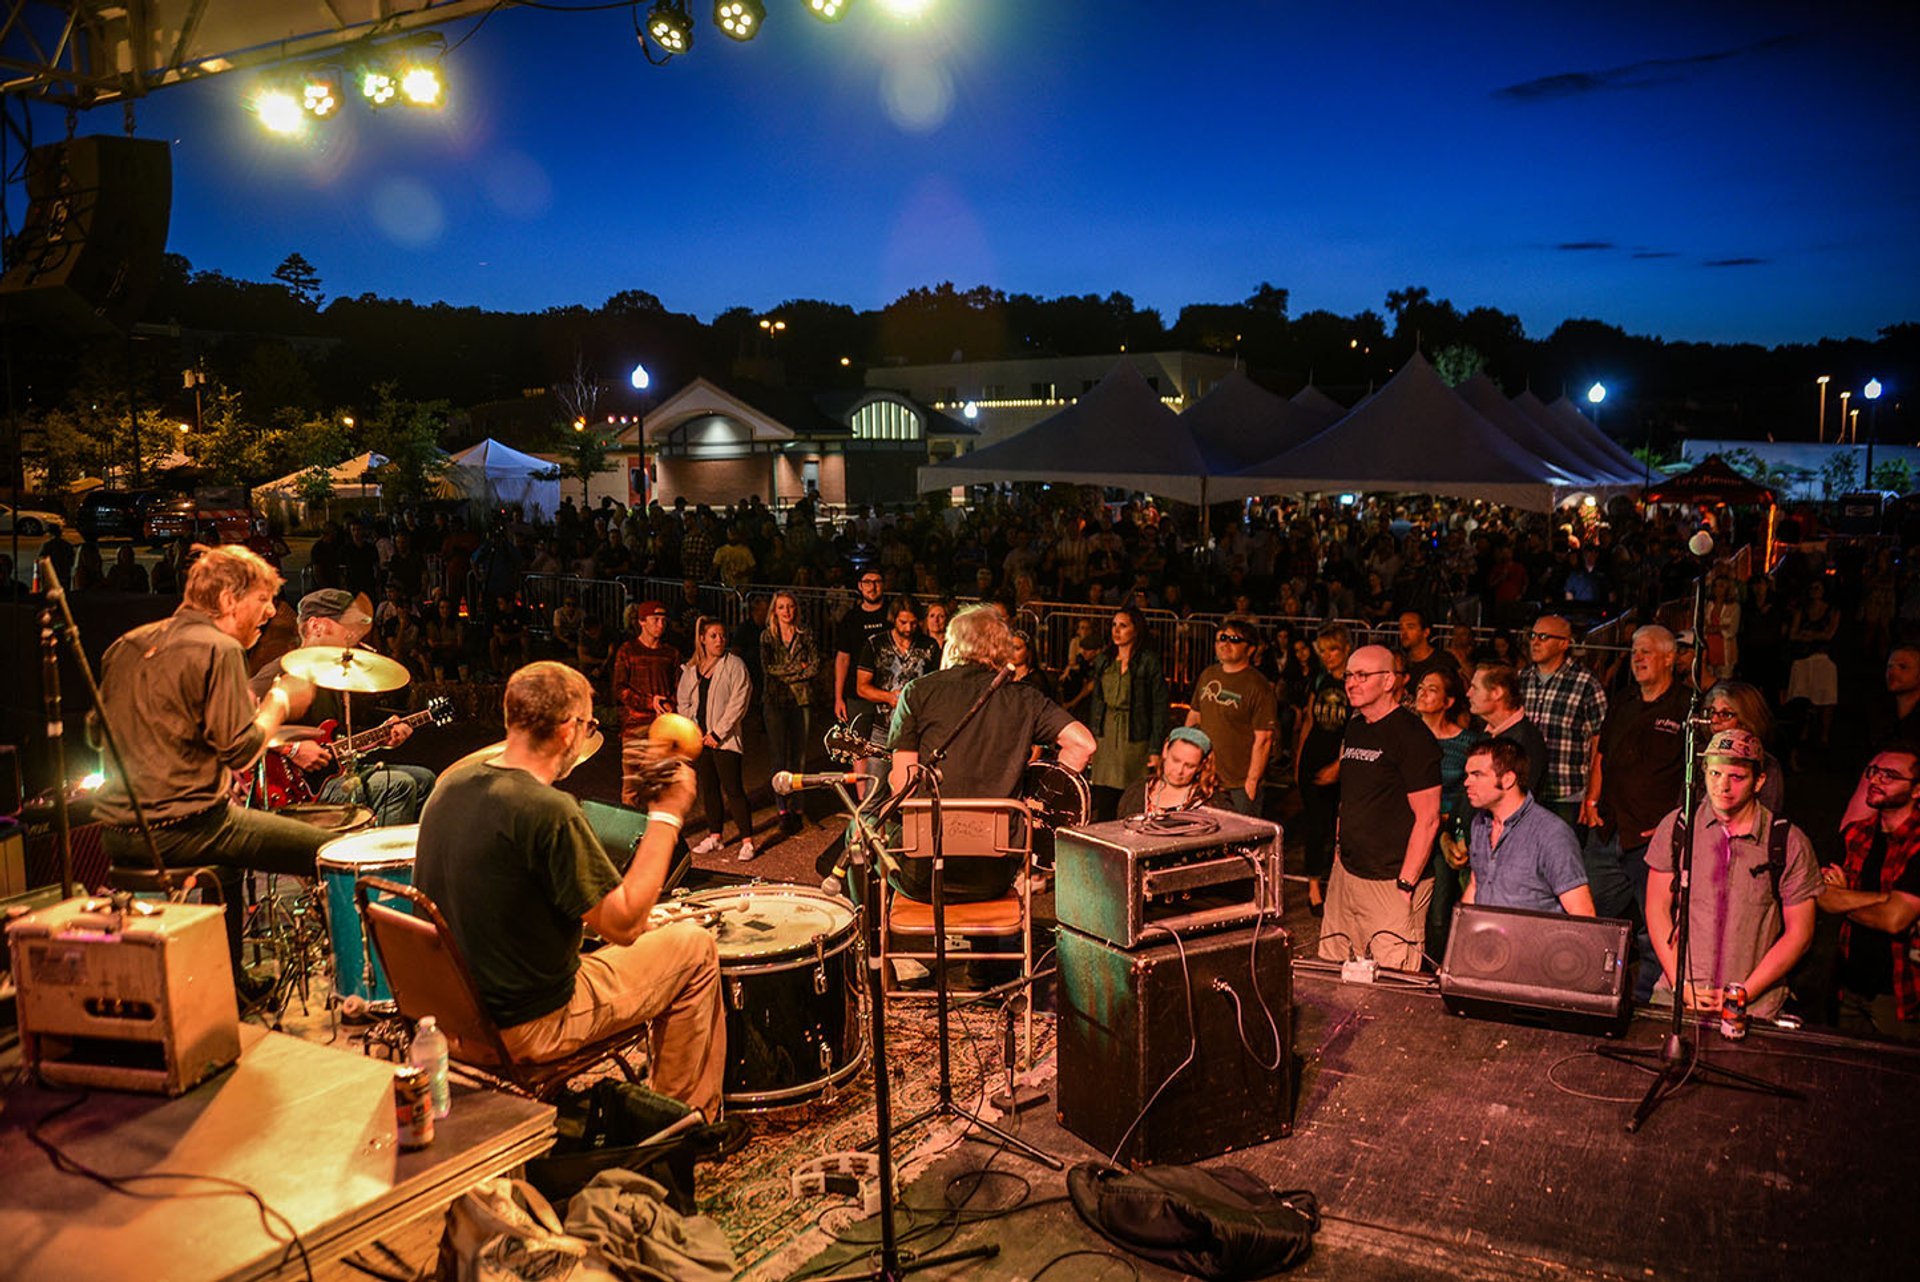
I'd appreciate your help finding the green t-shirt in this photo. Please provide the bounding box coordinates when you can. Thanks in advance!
[415,762,620,1028]
[1189,663,1279,788]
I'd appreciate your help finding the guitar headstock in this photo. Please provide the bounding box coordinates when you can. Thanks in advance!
[425,696,455,728]
[823,722,887,765]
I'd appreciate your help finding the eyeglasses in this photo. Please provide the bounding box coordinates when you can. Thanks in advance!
[572,715,600,737]
[1707,707,1739,722]
[1216,634,1249,645]
[1344,669,1392,683]
[1528,631,1571,643]
[859,577,883,586]
[1864,765,1914,783]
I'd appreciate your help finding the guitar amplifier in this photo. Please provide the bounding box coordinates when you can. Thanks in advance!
[1054,808,1282,949]
[1057,919,1293,1165]
[8,897,240,1094]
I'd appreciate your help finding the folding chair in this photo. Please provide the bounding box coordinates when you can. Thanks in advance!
[356,876,645,1100]
[879,797,1035,1065]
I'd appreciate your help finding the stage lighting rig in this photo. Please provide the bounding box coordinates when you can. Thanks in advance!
[807,0,850,20]
[358,34,447,109]
[253,86,305,136]
[716,0,766,40]
[647,2,695,54]
[300,69,342,119]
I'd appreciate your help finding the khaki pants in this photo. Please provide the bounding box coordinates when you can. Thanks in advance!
[1318,857,1432,972]
[500,920,726,1121]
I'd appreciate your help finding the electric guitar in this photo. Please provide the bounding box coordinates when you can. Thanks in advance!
[251,696,454,809]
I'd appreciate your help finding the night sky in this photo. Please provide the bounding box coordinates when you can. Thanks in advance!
[31,0,1920,346]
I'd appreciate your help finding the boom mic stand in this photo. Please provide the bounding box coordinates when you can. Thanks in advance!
[814,771,997,1282]
[38,558,174,895]
[885,666,1061,1170]
[1593,549,1796,1132]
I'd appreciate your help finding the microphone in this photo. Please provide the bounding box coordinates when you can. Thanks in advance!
[1687,529,1715,558]
[988,662,1018,692]
[772,770,869,796]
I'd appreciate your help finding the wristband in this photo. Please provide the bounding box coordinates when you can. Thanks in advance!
[646,810,684,830]
[1394,876,1417,894]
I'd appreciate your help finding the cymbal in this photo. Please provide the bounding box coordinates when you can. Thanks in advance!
[266,725,328,748]
[279,646,411,694]
[449,729,603,780]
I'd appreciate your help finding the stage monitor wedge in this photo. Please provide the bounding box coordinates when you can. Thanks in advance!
[0,136,172,334]
[1440,903,1631,1037]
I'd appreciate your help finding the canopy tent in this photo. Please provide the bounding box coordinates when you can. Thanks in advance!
[252,451,390,502]
[1289,384,1348,435]
[1212,351,1583,512]
[1642,454,1777,506]
[1544,395,1647,478]
[917,362,1211,504]
[1183,372,1328,474]
[450,438,562,521]
[1454,376,1641,489]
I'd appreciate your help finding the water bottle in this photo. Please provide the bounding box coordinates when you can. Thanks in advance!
[409,1015,451,1118]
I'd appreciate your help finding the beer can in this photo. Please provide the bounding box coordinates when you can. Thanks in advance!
[394,1065,435,1149]
[1719,983,1749,1040]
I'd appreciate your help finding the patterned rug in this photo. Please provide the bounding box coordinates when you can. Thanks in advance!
[703,1001,1060,1280]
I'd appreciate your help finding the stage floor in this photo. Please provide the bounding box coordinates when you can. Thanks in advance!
[788,970,1919,1281]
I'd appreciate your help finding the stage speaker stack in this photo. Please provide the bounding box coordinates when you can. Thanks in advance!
[1439,903,1632,1037]
[0,135,172,333]
[1053,809,1293,1164]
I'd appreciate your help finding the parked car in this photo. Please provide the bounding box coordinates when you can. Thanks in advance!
[0,502,65,537]
[75,489,165,539]
[142,492,257,546]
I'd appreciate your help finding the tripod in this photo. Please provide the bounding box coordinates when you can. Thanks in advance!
[1594,559,1798,1132]
[812,774,998,1282]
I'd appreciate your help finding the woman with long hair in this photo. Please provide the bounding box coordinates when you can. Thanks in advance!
[1415,665,1483,966]
[760,590,821,835]
[1087,607,1170,821]
[680,616,757,861]
[1703,679,1786,816]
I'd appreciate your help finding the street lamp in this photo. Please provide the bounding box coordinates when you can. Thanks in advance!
[630,363,651,392]
[1839,390,1852,442]
[1864,378,1885,487]
[1816,375,1830,443]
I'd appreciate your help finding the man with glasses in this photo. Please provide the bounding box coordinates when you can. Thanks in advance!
[1518,614,1608,826]
[834,570,891,728]
[1820,746,1920,1042]
[1185,616,1279,817]
[417,661,726,1122]
[1320,644,1443,971]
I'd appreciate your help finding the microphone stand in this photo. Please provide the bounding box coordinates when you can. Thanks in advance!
[38,558,172,894]
[814,768,997,1282]
[1593,560,1796,1132]
[884,665,1060,1169]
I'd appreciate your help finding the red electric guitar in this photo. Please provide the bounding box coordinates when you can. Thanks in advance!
[250,696,454,809]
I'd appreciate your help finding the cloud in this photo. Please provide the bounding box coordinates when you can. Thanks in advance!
[1703,256,1769,267]
[1555,241,1617,251]
[1494,34,1802,102]
[1631,250,1680,259]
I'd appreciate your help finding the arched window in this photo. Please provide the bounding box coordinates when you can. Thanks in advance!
[850,400,922,442]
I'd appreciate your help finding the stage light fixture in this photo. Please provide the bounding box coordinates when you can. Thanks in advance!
[253,87,306,135]
[399,63,443,106]
[361,68,398,106]
[807,0,849,20]
[716,0,765,39]
[300,70,341,119]
[648,2,695,53]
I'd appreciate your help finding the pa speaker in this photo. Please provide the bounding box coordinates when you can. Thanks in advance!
[1440,903,1631,1036]
[0,136,171,333]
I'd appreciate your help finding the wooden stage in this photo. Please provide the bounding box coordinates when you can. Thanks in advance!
[0,1025,552,1282]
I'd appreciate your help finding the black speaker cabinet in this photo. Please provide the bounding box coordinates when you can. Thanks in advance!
[1057,919,1292,1166]
[1440,903,1631,1036]
[0,135,171,333]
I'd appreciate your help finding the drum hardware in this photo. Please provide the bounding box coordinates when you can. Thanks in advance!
[448,726,603,780]
[823,722,1091,831]
[279,646,413,694]
[317,825,421,1013]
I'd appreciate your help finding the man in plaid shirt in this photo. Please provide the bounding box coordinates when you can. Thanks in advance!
[1518,614,1608,824]
[1821,746,1920,1043]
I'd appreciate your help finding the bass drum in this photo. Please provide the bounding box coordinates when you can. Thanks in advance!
[1021,760,1091,830]
[672,886,867,1110]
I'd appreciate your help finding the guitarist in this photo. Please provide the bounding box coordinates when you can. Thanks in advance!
[248,589,438,826]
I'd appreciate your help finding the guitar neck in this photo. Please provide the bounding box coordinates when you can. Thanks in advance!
[337,707,431,755]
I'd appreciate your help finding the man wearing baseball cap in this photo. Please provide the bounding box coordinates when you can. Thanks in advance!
[1643,728,1819,1021]
[249,588,437,826]
[613,600,680,807]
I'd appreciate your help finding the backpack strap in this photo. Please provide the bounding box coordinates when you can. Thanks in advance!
[1766,815,1791,905]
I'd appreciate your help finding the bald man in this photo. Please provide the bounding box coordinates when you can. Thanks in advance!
[1320,643,1443,971]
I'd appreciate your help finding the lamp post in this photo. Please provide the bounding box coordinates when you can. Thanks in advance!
[1587,381,1607,430]
[1816,375,1830,443]
[1839,390,1852,443]
[1864,378,1885,488]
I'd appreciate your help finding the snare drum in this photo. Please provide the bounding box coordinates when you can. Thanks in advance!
[316,824,418,1006]
[674,885,867,1110]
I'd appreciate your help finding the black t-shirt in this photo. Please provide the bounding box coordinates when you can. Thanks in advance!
[1337,706,1443,880]
[1598,682,1692,847]
[834,602,890,701]
[1405,648,1461,694]
[858,632,939,694]
[1837,827,1920,997]
[887,664,1074,901]
[1299,669,1351,774]
[415,762,618,1027]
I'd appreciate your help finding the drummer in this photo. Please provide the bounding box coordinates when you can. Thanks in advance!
[249,589,437,826]
[415,661,727,1125]
[93,546,330,992]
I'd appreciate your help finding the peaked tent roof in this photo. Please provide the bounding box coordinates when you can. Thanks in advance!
[1183,372,1326,473]
[917,361,1209,504]
[1289,384,1348,434]
[1545,395,1647,478]
[1643,454,1776,506]
[1455,376,1640,488]
[450,438,556,476]
[1213,351,1577,512]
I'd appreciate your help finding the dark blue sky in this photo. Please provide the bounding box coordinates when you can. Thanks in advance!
[58,0,1920,345]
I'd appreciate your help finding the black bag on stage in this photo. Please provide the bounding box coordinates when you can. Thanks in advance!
[1066,1161,1320,1279]
[525,1081,699,1214]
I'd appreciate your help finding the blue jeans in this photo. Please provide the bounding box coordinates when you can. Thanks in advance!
[320,763,437,827]
[1584,831,1656,1000]
[764,700,812,816]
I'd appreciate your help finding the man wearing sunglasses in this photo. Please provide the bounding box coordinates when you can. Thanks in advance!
[1185,616,1278,817]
